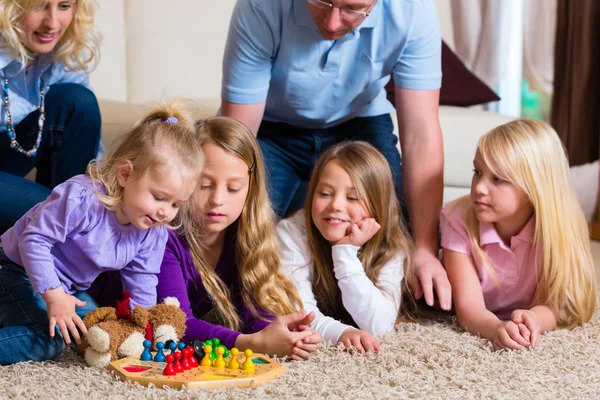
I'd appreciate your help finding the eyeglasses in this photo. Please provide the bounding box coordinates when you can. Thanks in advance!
[307,0,374,21]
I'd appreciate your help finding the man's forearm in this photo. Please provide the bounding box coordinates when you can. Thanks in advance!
[220,100,266,136]
[401,128,444,253]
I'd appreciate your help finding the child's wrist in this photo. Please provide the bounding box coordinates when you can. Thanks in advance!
[235,332,260,351]
[41,286,66,302]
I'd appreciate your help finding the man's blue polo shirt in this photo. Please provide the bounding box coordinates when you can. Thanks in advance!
[222,0,442,129]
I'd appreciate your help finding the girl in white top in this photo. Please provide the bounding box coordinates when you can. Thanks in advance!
[277,141,413,353]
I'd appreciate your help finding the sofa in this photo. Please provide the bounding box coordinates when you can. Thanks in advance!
[89,0,515,205]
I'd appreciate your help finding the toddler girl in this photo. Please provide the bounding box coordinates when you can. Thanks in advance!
[441,119,597,350]
[0,102,203,364]
[278,141,413,354]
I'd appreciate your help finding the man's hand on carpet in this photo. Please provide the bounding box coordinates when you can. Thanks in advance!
[337,328,380,354]
[410,249,452,310]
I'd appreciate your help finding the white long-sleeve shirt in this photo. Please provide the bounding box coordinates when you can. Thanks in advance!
[277,211,405,343]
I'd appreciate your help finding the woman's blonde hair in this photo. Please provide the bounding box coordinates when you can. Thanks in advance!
[459,118,597,326]
[87,101,203,214]
[178,116,303,330]
[305,141,413,323]
[0,0,100,71]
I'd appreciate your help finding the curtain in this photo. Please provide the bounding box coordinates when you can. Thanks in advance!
[551,0,600,166]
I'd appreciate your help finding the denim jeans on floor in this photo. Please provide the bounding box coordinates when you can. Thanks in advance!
[257,114,405,218]
[0,83,102,234]
[0,248,98,365]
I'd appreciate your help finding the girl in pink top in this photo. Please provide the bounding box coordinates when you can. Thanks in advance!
[441,119,596,351]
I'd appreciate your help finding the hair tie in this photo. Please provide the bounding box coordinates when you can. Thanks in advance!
[165,117,178,125]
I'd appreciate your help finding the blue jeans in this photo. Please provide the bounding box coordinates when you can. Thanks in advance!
[258,114,405,218]
[0,248,98,364]
[0,83,101,234]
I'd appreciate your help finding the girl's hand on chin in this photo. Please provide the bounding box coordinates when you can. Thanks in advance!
[335,217,380,247]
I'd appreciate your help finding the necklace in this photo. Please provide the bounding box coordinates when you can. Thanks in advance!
[2,77,46,157]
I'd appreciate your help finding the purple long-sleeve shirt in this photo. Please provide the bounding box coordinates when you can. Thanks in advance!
[0,174,167,308]
[157,228,271,349]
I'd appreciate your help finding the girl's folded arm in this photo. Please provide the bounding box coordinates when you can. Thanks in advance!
[156,241,240,348]
[444,248,502,341]
[333,245,402,335]
[278,219,352,343]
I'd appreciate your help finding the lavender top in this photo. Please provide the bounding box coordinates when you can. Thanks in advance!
[157,228,272,348]
[0,174,167,308]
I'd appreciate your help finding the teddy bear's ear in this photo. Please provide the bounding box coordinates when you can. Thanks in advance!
[162,297,181,308]
[82,307,117,329]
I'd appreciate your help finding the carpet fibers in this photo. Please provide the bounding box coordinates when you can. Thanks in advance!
[2,242,600,399]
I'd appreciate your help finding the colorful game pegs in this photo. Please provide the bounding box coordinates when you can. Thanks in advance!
[242,349,255,373]
[186,346,198,368]
[163,354,176,376]
[227,348,240,370]
[200,345,213,367]
[153,341,166,363]
[140,339,152,361]
[213,346,226,369]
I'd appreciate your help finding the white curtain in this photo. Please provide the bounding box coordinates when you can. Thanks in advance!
[451,0,556,114]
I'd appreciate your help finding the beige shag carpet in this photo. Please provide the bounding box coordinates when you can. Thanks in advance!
[2,242,600,399]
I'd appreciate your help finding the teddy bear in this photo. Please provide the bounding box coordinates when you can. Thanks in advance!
[82,292,187,368]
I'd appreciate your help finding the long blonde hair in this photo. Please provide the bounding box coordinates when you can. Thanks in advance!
[305,141,413,323]
[87,101,203,213]
[0,0,100,71]
[459,119,596,326]
[178,116,303,330]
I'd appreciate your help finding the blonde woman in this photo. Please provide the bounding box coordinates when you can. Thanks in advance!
[278,141,413,354]
[0,102,203,364]
[441,119,597,350]
[0,0,101,233]
[147,117,320,360]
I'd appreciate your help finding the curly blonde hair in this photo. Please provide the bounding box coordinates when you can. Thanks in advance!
[177,116,303,331]
[0,0,100,71]
[305,141,413,323]
[87,101,204,215]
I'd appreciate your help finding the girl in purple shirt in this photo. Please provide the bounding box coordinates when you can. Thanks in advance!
[441,119,597,351]
[158,116,321,360]
[0,102,203,364]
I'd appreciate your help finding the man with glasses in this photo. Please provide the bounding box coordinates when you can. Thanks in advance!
[221,0,451,314]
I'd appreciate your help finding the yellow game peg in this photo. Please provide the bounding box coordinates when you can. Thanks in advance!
[200,345,212,367]
[213,345,226,369]
[227,348,240,370]
[242,349,254,373]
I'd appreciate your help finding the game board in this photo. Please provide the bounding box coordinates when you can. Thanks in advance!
[108,351,285,390]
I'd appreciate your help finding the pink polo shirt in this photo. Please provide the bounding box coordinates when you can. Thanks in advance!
[440,202,538,320]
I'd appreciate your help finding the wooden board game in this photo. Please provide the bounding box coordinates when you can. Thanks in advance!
[108,352,285,390]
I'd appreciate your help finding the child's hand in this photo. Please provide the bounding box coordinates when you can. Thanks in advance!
[254,311,315,357]
[511,309,541,348]
[335,217,381,247]
[41,286,88,345]
[337,328,380,354]
[290,325,322,361]
[335,204,380,247]
[493,320,532,350]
